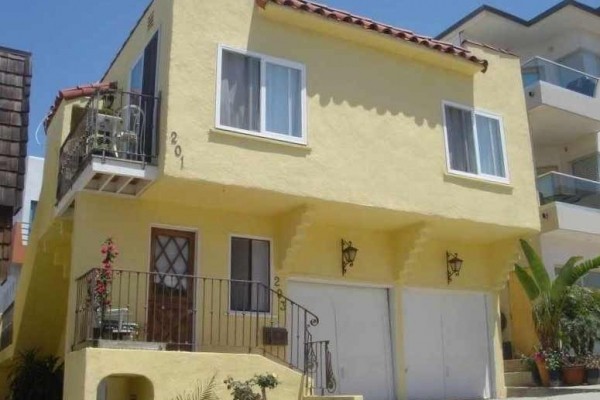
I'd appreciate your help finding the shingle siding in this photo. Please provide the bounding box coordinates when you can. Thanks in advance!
[0,46,30,215]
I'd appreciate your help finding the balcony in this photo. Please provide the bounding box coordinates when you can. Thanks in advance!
[521,57,600,145]
[56,88,160,215]
[74,268,336,395]
[537,172,600,236]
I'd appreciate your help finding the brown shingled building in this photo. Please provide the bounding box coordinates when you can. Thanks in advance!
[0,46,30,284]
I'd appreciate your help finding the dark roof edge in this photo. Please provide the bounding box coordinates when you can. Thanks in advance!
[100,0,155,82]
[0,45,32,57]
[436,1,600,40]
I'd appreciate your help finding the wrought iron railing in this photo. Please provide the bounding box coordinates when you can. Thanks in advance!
[537,171,600,210]
[305,340,337,395]
[522,56,599,98]
[74,268,335,394]
[56,88,160,201]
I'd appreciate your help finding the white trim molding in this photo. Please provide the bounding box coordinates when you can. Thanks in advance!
[215,44,308,145]
[441,100,510,185]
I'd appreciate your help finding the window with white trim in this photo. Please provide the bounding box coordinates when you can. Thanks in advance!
[230,236,271,312]
[443,103,508,181]
[217,46,306,144]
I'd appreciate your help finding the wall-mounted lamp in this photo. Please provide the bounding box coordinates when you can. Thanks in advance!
[342,239,358,275]
[446,251,463,284]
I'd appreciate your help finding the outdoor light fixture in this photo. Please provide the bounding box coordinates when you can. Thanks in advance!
[446,251,463,284]
[341,239,358,275]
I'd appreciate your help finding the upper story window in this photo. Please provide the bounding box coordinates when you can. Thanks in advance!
[443,102,509,183]
[217,46,307,145]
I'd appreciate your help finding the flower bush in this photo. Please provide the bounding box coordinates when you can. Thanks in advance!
[224,373,280,400]
[88,238,119,324]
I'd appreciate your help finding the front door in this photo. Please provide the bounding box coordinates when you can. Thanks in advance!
[148,228,195,350]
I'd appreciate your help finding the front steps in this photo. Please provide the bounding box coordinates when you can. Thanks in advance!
[504,359,600,397]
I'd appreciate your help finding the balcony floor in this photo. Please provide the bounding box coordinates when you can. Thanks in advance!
[56,155,158,215]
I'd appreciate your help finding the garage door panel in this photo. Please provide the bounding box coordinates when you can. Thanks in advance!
[442,293,491,399]
[403,289,445,400]
[287,281,394,400]
[403,289,493,400]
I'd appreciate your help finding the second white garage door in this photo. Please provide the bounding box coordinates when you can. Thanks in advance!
[403,288,494,400]
[287,281,395,400]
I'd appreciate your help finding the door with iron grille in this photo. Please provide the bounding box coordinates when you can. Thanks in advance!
[148,228,195,350]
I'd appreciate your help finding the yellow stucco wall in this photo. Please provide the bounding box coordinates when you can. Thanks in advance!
[64,348,304,400]
[160,0,539,232]
[59,192,515,399]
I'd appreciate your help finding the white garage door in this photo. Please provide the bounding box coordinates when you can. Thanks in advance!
[287,281,395,400]
[403,288,493,400]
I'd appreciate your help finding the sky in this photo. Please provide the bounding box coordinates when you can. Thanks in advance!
[2,0,600,158]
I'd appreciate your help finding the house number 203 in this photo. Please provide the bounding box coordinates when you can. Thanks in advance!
[170,131,184,169]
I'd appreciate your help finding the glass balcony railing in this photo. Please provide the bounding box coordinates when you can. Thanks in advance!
[537,172,600,210]
[522,57,599,98]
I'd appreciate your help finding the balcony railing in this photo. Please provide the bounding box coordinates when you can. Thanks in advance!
[522,57,599,98]
[56,87,160,201]
[74,268,336,395]
[537,171,600,210]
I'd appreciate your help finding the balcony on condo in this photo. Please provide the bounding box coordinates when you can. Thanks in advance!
[55,86,160,215]
[537,171,600,236]
[522,57,600,145]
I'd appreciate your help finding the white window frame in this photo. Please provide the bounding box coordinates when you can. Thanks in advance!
[216,44,308,145]
[227,234,274,315]
[442,100,510,184]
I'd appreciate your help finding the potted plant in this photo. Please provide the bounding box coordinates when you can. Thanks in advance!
[87,238,119,339]
[520,353,542,386]
[224,372,280,400]
[562,355,586,386]
[560,286,600,385]
[514,240,600,384]
[545,349,563,387]
[585,355,600,385]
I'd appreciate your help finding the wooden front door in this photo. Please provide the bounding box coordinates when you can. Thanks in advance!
[148,228,196,350]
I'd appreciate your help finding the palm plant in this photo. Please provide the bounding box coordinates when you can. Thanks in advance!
[173,373,219,400]
[8,349,63,400]
[514,239,600,350]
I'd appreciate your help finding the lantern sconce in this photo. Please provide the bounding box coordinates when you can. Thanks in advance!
[446,251,463,284]
[341,239,358,275]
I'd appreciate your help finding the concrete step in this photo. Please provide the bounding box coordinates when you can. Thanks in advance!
[507,385,600,397]
[504,359,529,373]
[505,371,534,387]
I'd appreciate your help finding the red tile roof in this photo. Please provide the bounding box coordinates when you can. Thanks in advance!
[44,82,115,130]
[256,0,488,70]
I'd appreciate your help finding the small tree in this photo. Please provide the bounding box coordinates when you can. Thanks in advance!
[514,239,600,350]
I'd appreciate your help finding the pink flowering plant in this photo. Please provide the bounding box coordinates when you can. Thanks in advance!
[87,238,119,326]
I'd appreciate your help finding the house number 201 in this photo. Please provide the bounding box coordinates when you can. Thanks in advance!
[170,131,184,169]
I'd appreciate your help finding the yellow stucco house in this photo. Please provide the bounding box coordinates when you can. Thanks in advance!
[0,0,541,399]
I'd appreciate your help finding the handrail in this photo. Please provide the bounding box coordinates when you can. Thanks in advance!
[537,171,600,186]
[74,267,333,394]
[521,56,600,81]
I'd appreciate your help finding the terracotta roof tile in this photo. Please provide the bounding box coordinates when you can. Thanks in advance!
[257,0,488,69]
[44,82,115,130]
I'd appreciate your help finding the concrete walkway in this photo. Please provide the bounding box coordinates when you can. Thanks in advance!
[506,394,600,399]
